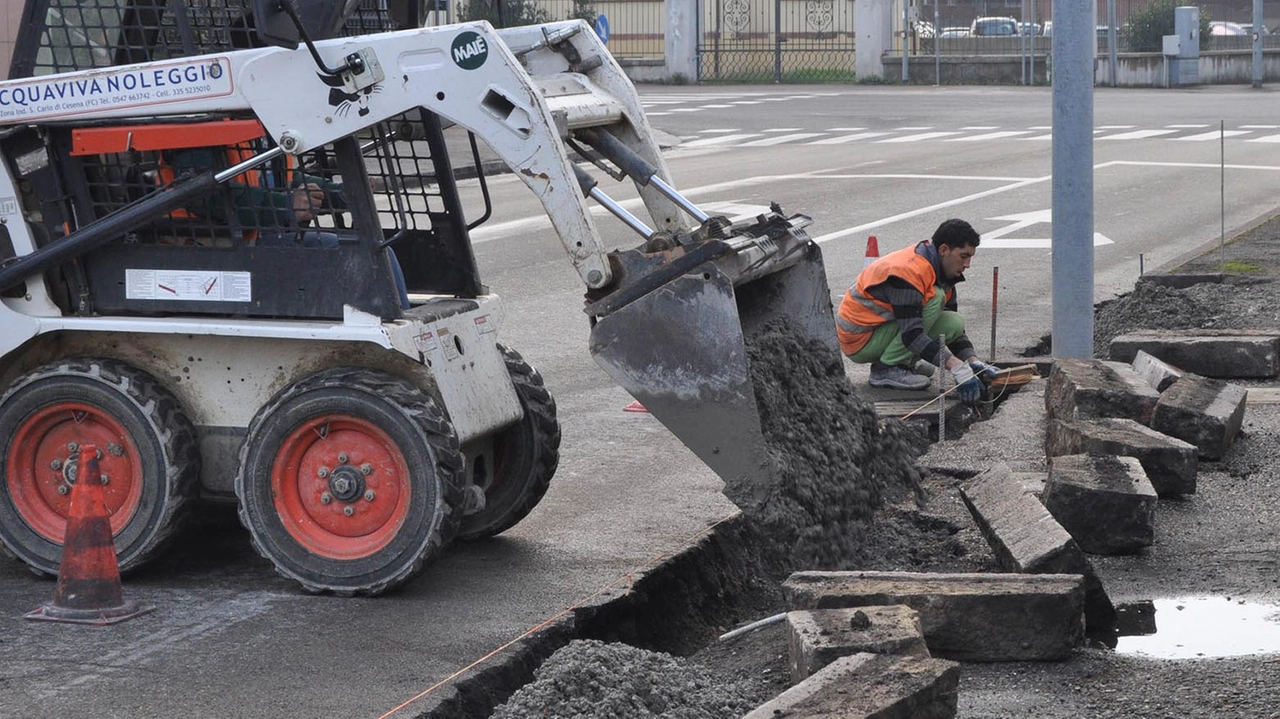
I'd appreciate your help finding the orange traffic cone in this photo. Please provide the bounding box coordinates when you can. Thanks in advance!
[623,401,650,413]
[25,445,153,625]
[863,235,880,267]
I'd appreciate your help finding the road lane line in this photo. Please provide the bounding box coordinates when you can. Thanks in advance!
[681,133,764,147]
[1098,129,1179,140]
[877,131,961,143]
[1174,130,1252,141]
[809,132,892,144]
[739,133,826,146]
[947,130,1033,142]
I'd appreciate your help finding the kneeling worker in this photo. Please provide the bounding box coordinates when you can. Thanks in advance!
[836,218,997,404]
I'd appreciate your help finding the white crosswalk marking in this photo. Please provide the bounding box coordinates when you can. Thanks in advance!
[946,130,1033,142]
[1098,129,1179,140]
[1175,130,1252,141]
[1247,134,1280,143]
[739,133,826,146]
[681,133,765,147]
[809,131,893,144]
[878,131,961,143]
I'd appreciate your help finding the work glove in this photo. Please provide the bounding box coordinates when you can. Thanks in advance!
[949,363,983,405]
[968,359,1000,383]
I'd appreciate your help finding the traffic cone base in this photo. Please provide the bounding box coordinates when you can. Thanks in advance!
[25,599,153,625]
[25,445,153,626]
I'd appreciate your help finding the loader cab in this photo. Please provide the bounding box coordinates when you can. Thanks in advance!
[3,0,487,321]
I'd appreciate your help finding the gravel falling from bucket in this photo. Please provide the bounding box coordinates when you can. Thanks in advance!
[743,320,925,570]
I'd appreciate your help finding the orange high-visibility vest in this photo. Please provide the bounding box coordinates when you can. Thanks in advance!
[835,242,953,355]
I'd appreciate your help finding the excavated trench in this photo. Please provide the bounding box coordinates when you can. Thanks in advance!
[423,321,993,719]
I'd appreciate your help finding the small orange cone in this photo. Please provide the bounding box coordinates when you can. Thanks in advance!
[863,235,880,267]
[25,445,153,625]
[623,401,650,413]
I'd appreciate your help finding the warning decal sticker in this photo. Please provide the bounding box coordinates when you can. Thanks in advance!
[126,269,251,302]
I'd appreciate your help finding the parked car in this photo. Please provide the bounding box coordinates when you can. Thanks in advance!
[1239,22,1269,36]
[938,26,970,38]
[1209,21,1248,36]
[970,16,1019,37]
[1041,20,1052,37]
[1018,22,1042,36]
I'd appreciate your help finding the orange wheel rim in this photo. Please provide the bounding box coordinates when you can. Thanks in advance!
[6,402,143,543]
[271,414,411,560]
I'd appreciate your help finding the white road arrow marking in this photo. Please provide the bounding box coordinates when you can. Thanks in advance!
[980,209,1115,249]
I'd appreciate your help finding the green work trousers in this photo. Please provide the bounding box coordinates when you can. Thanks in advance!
[847,288,965,367]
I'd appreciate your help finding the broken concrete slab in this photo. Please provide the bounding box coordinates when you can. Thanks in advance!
[920,378,1048,477]
[743,653,960,719]
[1046,417,1199,496]
[959,462,1117,629]
[1150,375,1248,461]
[1044,454,1157,555]
[1046,358,1162,425]
[1108,329,1280,379]
[1131,350,1185,393]
[783,571,1085,662]
[787,605,929,682]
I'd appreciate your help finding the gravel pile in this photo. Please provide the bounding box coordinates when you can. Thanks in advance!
[489,640,761,719]
[1092,279,1280,357]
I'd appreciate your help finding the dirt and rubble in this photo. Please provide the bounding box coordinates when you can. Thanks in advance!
[480,214,1280,719]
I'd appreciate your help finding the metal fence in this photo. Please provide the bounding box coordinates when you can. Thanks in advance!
[428,0,664,59]
[695,0,856,83]
[904,0,1280,56]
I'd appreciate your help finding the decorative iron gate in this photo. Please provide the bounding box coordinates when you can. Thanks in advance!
[696,0,855,82]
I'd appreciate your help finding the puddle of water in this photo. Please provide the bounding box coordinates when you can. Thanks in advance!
[1113,596,1280,659]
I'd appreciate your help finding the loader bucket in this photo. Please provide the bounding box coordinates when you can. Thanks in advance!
[588,220,839,510]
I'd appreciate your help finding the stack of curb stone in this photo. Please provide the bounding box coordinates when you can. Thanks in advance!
[736,342,1254,718]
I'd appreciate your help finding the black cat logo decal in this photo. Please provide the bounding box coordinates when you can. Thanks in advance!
[318,73,381,117]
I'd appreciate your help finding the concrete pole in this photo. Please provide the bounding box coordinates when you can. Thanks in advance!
[1051,0,1094,359]
[1253,0,1264,88]
[665,0,699,83]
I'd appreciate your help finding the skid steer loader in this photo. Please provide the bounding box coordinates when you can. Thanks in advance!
[0,0,839,595]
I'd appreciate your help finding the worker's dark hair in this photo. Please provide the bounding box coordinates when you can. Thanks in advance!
[931,219,980,249]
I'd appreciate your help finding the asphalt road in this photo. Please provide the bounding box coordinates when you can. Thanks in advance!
[3,84,1279,719]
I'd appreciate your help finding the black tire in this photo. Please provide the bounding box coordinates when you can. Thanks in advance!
[457,345,560,541]
[0,358,199,576]
[235,368,464,596]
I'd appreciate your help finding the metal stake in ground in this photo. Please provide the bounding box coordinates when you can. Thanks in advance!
[938,334,947,441]
[990,266,999,362]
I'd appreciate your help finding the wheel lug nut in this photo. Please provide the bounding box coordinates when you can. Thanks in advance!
[360,463,372,475]
[320,492,332,504]
[50,459,62,470]
[364,490,375,502]
[338,452,349,464]
[57,485,69,495]
[317,466,329,478]
[343,506,355,516]
[67,442,78,453]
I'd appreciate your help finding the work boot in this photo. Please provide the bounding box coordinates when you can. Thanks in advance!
[868,362,932,390]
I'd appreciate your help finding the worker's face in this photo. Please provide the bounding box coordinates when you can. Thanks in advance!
[938,243,976,280]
